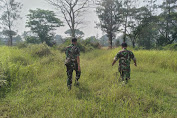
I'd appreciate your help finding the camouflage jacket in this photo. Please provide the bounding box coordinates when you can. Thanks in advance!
[114,48,135,71]
[65,44,80,64]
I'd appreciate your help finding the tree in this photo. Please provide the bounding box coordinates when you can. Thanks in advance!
[157,0,177,45]
[47,0,90,38]
[143,0,158,15]
[85,36,99,43]
[128,6,152,48]
[0,0,22,46]
[124,7,138,48]
[99,35,109,47]
[26,9,63,46]
[65,29,84,38]
[136,18,158,49]
[22,31,40,44]
[120,0,130,42]
[116,0,140,43]
[96,0,122,48]
[13,35,22,43]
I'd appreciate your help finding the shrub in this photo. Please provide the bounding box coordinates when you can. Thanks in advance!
[28,43,51,57]
[163,44,177,50]
[17,42,28,49]
[0,63,7,88]
[58,38,100,53]
[11,56,29,66]
[57,39,86,52]
[82,39,100,49]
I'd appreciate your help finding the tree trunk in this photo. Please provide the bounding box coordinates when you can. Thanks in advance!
[10,35,12,46]
[110,36,112,49]
[165,0,171,43]
[123,1,128,43]
[71,7,76,38]
[132,40,135,48]
[71,28,76,38]
[108,33,113,49]
[123,23,126,43]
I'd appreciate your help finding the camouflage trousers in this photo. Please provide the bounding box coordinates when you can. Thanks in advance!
[66,62,81,86]
[119,68,130,83]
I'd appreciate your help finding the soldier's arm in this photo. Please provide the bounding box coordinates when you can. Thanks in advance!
[112,59,117,66]
[76,47,81,71]
[77,56,81,71]
[131,52,137,67]
[112,52,120,66]
[133,58,137,67]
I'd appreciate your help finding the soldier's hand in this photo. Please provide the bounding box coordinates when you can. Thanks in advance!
[112,63,114,66]
[134,63,137,67]
[112,60,116,66]
[78,66,81,71]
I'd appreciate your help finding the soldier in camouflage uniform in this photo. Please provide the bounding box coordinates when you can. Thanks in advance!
[65,38,81,90]
[112,43,137,84]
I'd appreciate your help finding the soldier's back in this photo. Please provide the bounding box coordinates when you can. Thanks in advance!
[118,49,134,71]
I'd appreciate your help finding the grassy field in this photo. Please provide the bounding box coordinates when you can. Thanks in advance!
[0,45,177,118]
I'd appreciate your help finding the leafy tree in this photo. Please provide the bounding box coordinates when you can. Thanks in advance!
[26,36,40,44]
[65,29,84,38]
[157,0,177,44]
[0,0,22,46]
[13,35,22,42]
[26,9,63,46]
[85,36,99,44]
[136,16,158,49]
[129,6,153,48]
[120,0,136,42]
[143,0,158,15]
[22,31,40,44]
[96,0,122,48]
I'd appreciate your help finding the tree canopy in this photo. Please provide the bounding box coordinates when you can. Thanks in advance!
[26,9,63,46]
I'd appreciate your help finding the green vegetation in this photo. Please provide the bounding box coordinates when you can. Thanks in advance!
[26,9,63,46]
[163,44,177,51]
[58,39,100,52]
[0,45,177,117]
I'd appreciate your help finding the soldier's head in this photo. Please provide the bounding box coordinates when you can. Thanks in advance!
[121,42,127,49]
[72,38,77,44]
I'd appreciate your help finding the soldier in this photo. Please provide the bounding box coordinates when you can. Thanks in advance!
[65,38,81,90]
[112,42,137,84]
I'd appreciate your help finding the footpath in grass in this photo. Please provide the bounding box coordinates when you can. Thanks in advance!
[0,46,177,118]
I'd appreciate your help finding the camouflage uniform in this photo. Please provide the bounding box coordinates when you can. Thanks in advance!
[114,48,135,82]
[65,44,81,86]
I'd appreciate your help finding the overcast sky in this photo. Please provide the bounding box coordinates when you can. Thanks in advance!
[16,0,102,38]
[15,0,162,38]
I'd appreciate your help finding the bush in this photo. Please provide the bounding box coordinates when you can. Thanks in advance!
[28,43,51,57]
[57,39,86,52]
[58,38,100,53]
[0,63,7,88]
[26,36,40,44]
[82,39,100,49]
[17,42,28,49]
[163,44,177,50]
[11,56,29,66]
[134,46,146,50]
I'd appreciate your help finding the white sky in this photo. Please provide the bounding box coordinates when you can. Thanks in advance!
[16,0,103,38]
[15,0,163,38]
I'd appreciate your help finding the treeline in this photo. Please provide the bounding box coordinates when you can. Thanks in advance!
[96,0,177,49]
[0,0,176,49]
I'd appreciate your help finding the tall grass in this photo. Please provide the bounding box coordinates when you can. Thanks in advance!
[0,45,177,118]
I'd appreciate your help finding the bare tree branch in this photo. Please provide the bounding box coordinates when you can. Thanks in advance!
[47,0,89,38]
[74,0,89,14]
